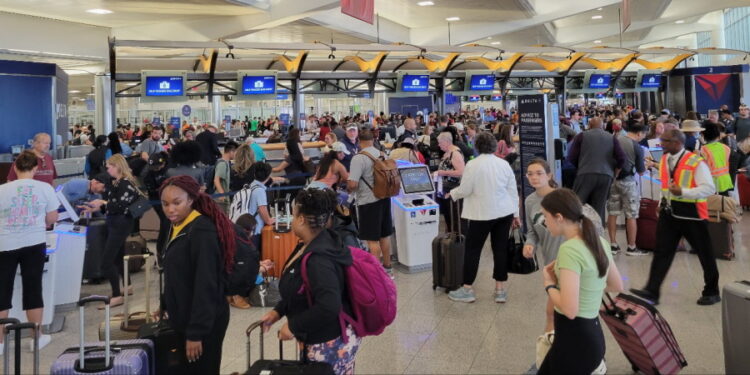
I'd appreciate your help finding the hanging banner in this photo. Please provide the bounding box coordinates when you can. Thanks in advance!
[341,0,374,24]
[621,0,631,32]
[694,73,740,114]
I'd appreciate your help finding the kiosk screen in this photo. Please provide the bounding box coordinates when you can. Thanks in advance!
[399,166,434,194]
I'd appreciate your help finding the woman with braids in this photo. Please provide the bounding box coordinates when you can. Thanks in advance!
[158,175,235,373]
[537,188,623,374]
[260,188,360,375]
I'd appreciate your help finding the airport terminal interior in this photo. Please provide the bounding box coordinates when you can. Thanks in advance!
[1,0,750,374]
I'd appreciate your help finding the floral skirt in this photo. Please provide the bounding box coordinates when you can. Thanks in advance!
[305,325,361,375]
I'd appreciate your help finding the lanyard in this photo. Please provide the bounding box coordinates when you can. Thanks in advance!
[668,150,687,182]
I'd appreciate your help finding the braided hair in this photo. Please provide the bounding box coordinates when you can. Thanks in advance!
[159,175,237,272]
[294,188,338,230]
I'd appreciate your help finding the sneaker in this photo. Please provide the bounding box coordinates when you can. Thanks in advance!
[494,289,507,303]
[448,287,476,303]
[228,295,250,309]
[29,334,51,351]
[626,247,649,256]
[610,244,620,256]
[384,266,395,280]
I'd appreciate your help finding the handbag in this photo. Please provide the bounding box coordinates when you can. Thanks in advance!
[248,277,282,308]
[507,228,539,274]
[127,196,151,219]
[535,331,554,368]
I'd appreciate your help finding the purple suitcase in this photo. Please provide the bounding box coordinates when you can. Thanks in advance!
[50,296,154,375]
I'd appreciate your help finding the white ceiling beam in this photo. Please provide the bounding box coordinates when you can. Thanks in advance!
[304,9,410,44]
[409,0,621,45]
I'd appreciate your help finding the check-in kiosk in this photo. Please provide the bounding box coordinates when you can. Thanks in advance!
[391,163,440,273]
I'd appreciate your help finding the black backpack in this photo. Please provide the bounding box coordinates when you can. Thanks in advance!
[225,224,260,296]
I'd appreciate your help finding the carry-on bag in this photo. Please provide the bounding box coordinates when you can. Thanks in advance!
[707,220,734,260]
[507,228,538,274]
[261,226,300,279]
[722,280,750,375]
[98,254,153,340]
[50,296,154,375]
[431,200,464,292]
[636,176,659,251]
[242,320,334,375]
[82,218,107,282]
[737,173,750,210]
[3,321,39,375]
[272,194,293,234]
[600,293,687,375]
[124,234,148,272]
[139,208,160,242]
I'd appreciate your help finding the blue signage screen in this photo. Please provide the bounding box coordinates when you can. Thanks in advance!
[401,74,430,92]
[242,75,276,95]
[469,74,495,91]
[468,95,481,102]
[641,74,661,88]
[491,95,502,101]
[588,74,610,89]
[145,76,184,96]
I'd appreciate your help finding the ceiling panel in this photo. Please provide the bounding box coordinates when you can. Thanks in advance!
[232,20,371,44]
[375,0,530,29]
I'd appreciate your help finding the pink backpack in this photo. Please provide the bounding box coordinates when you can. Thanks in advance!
[301,246,397,341]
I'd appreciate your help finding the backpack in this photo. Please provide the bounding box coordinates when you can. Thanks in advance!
[301,246,397,340]
[357,151,401,199]
[203,164,216,194]
[229,184,261,223]
[225,224,260,296]
[332,205,362,249]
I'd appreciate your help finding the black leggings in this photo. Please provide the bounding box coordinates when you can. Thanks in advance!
[0,243,46,311]
[102,214,134,297]
[463,215,513,285]
[538,312,605,375]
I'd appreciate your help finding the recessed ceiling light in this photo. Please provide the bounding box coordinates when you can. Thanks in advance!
[593,40,602,44]
[675,20,685,24]
[69,90,80,93]
[487,37,492,39]
[86,9,112,14]
[597,7,603,10]
[491,41,501,45]
[417,1,434,6]
[592,15,603,20]
[446,17,460,21]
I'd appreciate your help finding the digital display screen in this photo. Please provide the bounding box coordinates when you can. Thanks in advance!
[469,74,495,91]
[144,76,184,96]
[468,95,481,102]
[401,74,430,92]
[398,166,434,194]
[491,95,502,101]
[588,74,610,89]
[242,75,276,95]
[641,74,661,88]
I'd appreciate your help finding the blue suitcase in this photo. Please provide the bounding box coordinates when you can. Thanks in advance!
[50,296,154,375]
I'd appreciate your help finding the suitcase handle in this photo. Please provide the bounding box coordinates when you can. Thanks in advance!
[77,296,111,369]
[122,254,152,329]
[244,320,300,370]
[3,322,40,375]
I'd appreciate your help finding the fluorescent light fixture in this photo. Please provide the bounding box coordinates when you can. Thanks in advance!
[675,20,685,24]
[417,1,434,5]
[86,9,112,14]
[491,41,501,45]
[446,16,460,21]
[69,90,81,93]
[592,15,603,19]
[593,40,602,44]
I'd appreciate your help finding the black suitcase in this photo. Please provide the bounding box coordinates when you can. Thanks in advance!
[432,200,464,292]
[707,219,734,260]
[243,321,334,375]
[83,218,107,282]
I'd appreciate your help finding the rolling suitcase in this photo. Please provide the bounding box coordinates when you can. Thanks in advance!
[636,198,659,251]
[722,280,750,375]
[50,296,154,375]
[3,321,39,375]
[737,174,750,210]
[99,254,153,341]
[600,293,687,375]
[242,321,334,375]
[707,220,734,260]
[261,227,300,278]
[139,208,160,242]
[431,200,464,292]
[83,218,107,282]
[124,234,148,273]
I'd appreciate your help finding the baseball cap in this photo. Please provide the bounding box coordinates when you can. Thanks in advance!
[454,122,465,131]
[661,109,671,116]
[91,173,111,184]
[346,124,358,131]
[330,141,350,155]
[148,151,167,167]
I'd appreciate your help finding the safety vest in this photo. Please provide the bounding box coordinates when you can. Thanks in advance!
[700,142,734,193]
[659,151,709,220]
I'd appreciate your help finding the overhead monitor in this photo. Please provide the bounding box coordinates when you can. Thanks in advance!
[144,76,184,96]
[491,95,503,101]
[241,75,276,95]
[398,166,434,194]
[469,74,495,91]
[641,74,661,89]
[468,95,481,102]
[588,74,610,89]
[401,74,430,92]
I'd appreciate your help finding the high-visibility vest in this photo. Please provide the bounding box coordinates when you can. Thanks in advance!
[659,152,709,220]
[700,142,734,193]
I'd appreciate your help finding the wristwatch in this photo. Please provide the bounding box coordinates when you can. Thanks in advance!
[545,285,559,294]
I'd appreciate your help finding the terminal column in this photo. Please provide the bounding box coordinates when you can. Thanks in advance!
[95,74,114,135]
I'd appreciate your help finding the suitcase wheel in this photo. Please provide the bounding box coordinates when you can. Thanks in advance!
[432,284,437,290]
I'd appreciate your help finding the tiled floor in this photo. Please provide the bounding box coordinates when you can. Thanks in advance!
[5,215,749,374]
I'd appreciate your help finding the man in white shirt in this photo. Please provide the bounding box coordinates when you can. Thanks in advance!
[631,129,720,306]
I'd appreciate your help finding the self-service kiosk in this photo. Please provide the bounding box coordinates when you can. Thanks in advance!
[392,164,440,273]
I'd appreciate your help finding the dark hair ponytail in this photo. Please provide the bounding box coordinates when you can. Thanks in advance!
[540,188,607,277]
[315,151,338,181]
[160,176,237,272]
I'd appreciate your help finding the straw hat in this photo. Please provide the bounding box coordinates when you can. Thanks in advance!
[679,120,704,133]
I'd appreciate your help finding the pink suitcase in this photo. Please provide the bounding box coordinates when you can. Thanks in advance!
[600,293,687,375]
